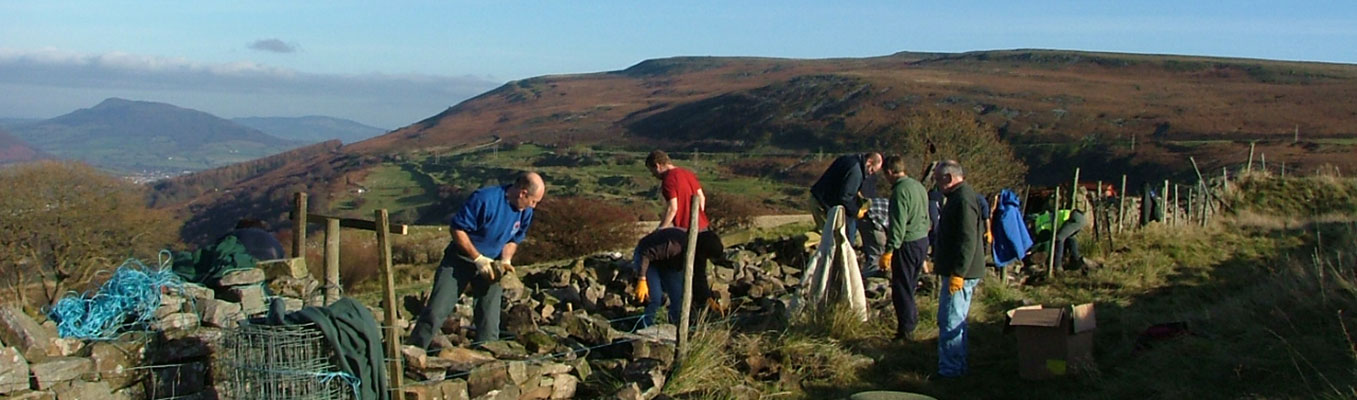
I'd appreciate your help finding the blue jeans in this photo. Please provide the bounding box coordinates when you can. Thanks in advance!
[642,265,686,327]
[937,278,979,377]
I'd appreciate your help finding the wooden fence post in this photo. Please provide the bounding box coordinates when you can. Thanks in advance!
[293,192,307,258]
[1071,168,1082,210]
[324,218,341,305]
[1247,142,1255,174]
[1048,188,1061,279]
[1117,175,1128,234]
[675,194,701,372]
[375,209,404,400]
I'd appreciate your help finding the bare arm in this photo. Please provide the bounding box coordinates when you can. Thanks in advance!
[453,229,480,259]
[498,242,518,264]
[696,188,706,213]
[658,197,679,230]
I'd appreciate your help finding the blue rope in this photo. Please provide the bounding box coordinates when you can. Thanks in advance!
[47,253,184,340]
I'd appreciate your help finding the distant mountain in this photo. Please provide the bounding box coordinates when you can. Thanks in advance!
[9,98,305,173]
[0,128,48,165]
[232,116,387,144]
[0,118,41,130]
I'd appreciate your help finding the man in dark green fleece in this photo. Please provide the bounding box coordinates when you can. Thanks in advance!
[931,159,986,378]
[879,155,931,340]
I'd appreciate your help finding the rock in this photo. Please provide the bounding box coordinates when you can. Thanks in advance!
[52,380,112,400]
[477,340,528,360]
[178,283,215,301]
[503,304,538,338]
[441,378,470,400]
[221,285,267,316]
[581,283,605,310]
[30,357,93,390]
[48,338,83,357]
[500,273,528,304]
[197,299,243,328]
[6,390,56,400]
[549,373,578,399]
[615,383,644,400]
[268,275,320,299]
[626,338,675,367]
[403,378,470,400]
[545,269,571,288]
[536,302,556,323]
[89,341,147,390]
[467,361,510,398]
[259,257,309,280]
[0,347,31,394]
[0,306,54,362]
[601,293,625,310]
[541,287,581,310]
[621,358,667,391]
[567,357,591,381]
[520,385,553,400]
[147,328,222,363]
[154,295,187,319]
[559,311,616,346]
[436,347,497,372]
[282,297,305,312]
[516,331,558,354]
[634,324,677,342]
[156,312,200,332]
[212,268,265,287]
[505,360,533,386]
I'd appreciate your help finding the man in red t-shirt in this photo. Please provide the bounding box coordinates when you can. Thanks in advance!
[645,150,709,231]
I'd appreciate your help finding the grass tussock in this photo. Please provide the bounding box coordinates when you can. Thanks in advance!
[666,321,744,399]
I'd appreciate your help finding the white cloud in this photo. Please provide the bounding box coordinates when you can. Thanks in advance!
[0,48,501,128]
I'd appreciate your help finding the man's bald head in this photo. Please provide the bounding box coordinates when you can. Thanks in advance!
[510,172,546,210]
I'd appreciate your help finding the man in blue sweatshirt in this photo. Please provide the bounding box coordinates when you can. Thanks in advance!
[410,172,545,351]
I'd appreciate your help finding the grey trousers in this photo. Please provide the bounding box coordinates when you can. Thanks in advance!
[858,219,887,276]
[409,251,503,350]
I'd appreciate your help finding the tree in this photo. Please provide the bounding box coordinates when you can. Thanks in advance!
[0,162,181,310]
[876,111,1027,194]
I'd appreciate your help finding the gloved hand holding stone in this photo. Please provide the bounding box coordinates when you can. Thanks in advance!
[635,279,650,303]
[474,255,496,280]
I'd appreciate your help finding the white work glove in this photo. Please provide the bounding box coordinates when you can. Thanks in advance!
[497,259,515,276]
[473,255,496,280]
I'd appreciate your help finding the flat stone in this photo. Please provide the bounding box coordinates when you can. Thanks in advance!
[559,311,615,346]
[0,306,54,362]
[634,324,677,342]
[154,295,187,319]
[213,268,265,287]
[440,378,469,400]
[30,357,93,390]
[621,358,666,391]
[0,347,31,394]
[220,285,267,316]
[520,385,552,400]
[178,283,215,301]
[503,304,538,338]
[516,331,558,355]
[197,299,242,328]
[477,340,528,360]
[52,380,112,400]
[467,361,510,398]
[268,275,320,299]
[48,338,83,357]
[436,347,497,372]
[259,257,309,280]
[89,340,148,390]
[614,383,643,400]
[156,313,200,332]
[549,374,578,399]
[6,390,56,400]
[282,297,305,312]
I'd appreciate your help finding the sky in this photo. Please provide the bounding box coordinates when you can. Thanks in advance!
[3,1,1355,129]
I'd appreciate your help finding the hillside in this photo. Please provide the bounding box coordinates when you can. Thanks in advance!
[0,128,48,165]
[153,49,1357,243]
[10,98,305,174]
[232,116,387,144]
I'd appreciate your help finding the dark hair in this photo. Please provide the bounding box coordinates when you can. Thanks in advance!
[645,150,671,169]
[696,230,725,261]
[883,155,908,175]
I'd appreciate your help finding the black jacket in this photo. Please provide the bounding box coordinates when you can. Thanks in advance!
[810,154,869,217]
[934,182,986,279]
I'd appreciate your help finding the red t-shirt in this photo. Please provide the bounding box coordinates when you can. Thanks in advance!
[661,167,709,230]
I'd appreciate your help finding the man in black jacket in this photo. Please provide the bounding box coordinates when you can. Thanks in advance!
[632,228,725,327]
[809,153,883,242]
[931,160,985,378]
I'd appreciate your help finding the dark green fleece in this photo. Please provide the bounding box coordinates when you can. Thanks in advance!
[934,182,986,279]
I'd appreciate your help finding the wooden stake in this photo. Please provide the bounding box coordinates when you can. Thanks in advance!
[292,192,307,258]
[1173,185,1181,227]
[1118,175,1127,234]
[1162,180,1169,224]
[675,194,701,372]
[1048,188,1061,279]
[375,209,403,400]
[1247,142,1255,174]
[1071,168,1082,210]
[324,218,341,305]
[1187,187,1194,225]
[1262,153,1267,172]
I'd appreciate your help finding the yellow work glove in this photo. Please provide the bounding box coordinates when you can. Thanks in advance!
[635,279,650,303]
[879,252,893,272]
[473,255,496,280]
[948,275,965,294]
[856,204,870,219]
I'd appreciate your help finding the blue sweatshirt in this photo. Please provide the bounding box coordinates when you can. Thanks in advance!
[448,185,534,259]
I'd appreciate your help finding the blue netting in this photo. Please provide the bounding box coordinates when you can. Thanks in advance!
[47,252,185,340]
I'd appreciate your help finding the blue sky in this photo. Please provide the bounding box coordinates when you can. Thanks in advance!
[3,1,1355,129]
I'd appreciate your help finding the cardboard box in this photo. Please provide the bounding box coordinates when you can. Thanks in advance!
[1007,303,1096,380]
